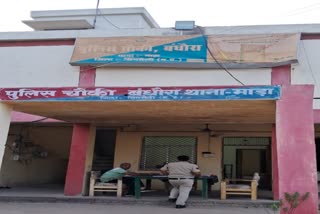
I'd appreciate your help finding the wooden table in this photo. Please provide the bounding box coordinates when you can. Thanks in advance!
[133,175,219,199]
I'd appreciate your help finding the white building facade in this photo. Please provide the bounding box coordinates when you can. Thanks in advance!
[0,8,319,213]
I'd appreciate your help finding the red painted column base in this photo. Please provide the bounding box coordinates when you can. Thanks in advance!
[64,124,90,196]
[64,63,96,195]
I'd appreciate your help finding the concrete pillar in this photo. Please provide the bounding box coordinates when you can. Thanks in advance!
[82,125,96,195]
[271,65,291,85]
[79,66,96,87]
[64,64,97,195]
[64,124,91,196]
[276,85,318,214]
[0,104,12,177]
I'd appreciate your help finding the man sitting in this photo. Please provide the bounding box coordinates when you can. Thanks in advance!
[100,162,139,196]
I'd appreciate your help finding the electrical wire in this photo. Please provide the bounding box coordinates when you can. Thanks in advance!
[76,26,282,83]
[29,117,49,123]
[78,26,245,85]
[203,3,320,35]
[98,9,121,29]
[93,0,101,28]
[287,3,320,17]
[301,42,320,100]
[196,26,245,86]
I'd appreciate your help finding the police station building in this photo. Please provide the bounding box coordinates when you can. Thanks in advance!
[0,7,319,214]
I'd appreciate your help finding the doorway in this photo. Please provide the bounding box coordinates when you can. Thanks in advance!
[236,149,266,178]
[92,129,117,172]
[315,138,320,172]
[223,137,271,190]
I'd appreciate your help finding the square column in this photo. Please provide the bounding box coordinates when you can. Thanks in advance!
[64,64,97,196]
[0,104,12,181]
[64,124,91,196]
[275,85,318,214]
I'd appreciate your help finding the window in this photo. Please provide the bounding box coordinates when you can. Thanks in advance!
[139,136,197,171]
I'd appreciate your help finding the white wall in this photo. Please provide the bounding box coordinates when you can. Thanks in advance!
[29,8,158,30]
[0,46,79,87]
[292,40,320,109]
[88,15,152,30]
[94,15,151,29]
[32,15,152,30]
[96,68,271,86]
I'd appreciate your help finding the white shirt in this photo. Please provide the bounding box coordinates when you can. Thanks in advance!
[161,161,200,178]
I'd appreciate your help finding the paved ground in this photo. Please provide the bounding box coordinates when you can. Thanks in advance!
[0,202,277,214]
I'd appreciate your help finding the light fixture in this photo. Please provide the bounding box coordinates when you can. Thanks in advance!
[201,124,215,157]
[175,21,195,30]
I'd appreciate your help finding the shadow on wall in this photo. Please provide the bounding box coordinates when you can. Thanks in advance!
[0,125,72,186]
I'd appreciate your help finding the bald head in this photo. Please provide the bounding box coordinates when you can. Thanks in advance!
[120,163,131,170]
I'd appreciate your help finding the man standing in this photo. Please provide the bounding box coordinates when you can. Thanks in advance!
[160,155,201,209]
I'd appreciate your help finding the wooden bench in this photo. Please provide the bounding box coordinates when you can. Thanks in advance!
[220,179,258,200]
[89,171,123,197]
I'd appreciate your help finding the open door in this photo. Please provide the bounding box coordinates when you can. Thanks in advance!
[223,137,271,190]
[236,149,265,178]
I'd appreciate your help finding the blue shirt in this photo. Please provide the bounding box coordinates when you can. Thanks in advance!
[100,167,127,182]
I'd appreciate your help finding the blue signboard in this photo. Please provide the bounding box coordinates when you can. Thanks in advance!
[1,86,281,102]
[73,36,208,64]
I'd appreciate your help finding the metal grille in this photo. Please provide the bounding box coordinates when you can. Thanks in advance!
[139,136,197,171]
[224,137,270,146]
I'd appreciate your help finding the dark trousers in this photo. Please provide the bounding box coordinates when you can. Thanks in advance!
[123,177,135,195]
[108,177,144,195]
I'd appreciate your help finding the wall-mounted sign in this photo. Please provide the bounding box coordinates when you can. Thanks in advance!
[70,34,299,67]
[0,86,281,102]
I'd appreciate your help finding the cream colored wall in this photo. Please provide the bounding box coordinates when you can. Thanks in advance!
[0,104,12,185]
[0,125,72,186]
[114,131,222,190]
[113,125,273,190]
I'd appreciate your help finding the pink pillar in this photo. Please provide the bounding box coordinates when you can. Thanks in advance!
[64,66,96,195]
[271,65,290,200]
[276,85,318,214]
[64,124,91,195]
[271,65,291,85]
[79,66,96,87]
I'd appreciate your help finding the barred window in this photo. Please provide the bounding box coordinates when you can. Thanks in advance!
[139,136,197,171]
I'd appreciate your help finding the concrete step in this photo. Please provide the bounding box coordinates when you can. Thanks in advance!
[0,195,277,208]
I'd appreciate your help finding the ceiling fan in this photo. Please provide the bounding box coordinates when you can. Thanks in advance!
[201,124,213,133]
[201,124,220,138]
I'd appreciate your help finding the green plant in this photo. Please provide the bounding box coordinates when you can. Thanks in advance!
[269,192,310,214]
[270,202,281,214]
[280,192,310,214]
